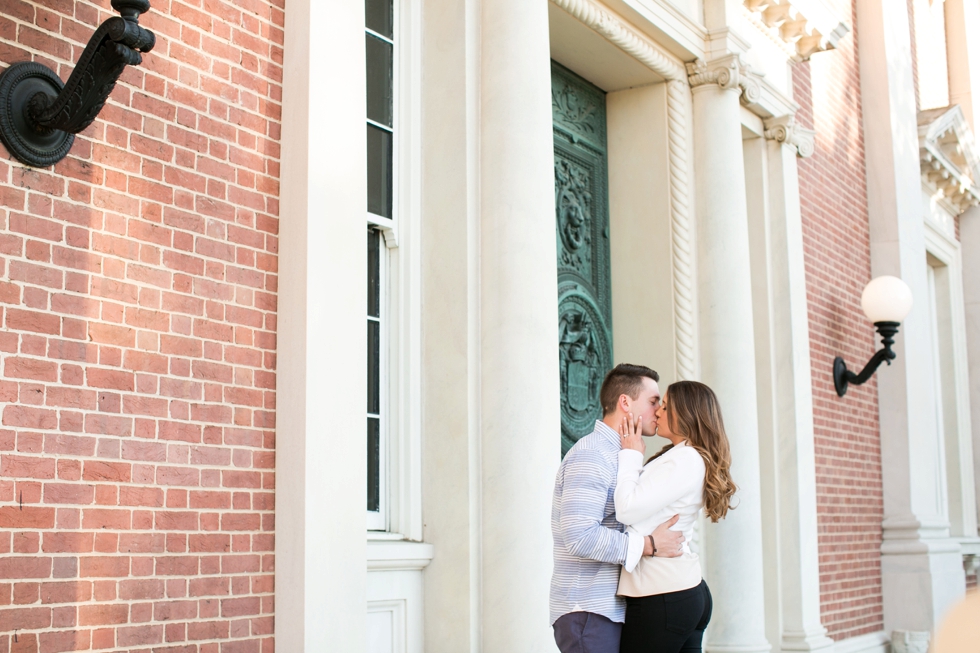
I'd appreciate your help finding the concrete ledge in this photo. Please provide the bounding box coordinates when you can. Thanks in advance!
[367,540,435,572]
[834,631,889,653]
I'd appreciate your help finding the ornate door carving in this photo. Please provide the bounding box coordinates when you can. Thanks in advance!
[552,62,613,456]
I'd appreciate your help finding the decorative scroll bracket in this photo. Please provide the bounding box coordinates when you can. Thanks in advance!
[0,0,155,168]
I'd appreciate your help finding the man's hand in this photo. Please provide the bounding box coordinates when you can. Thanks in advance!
[647,514,682,558]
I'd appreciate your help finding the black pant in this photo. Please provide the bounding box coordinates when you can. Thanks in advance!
[619,580,712,653]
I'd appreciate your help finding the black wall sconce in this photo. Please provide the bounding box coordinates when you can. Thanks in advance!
[0,0,155,168]
[834,275,913,397]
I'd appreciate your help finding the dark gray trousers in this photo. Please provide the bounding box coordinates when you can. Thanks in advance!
[553,611,623,653]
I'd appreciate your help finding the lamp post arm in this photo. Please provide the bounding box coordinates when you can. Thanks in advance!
[0,0,154,168]
[841,346,897,386]
[833,321,901,397]
[27,15,155,136]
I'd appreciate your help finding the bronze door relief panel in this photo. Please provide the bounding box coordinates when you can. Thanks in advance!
[552,62,614,457]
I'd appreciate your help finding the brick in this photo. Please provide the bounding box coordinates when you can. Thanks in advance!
[42,532,94,554]
[43,483,95,505]
[1,455,56,479]
[79,556,130,578]
[40,581,92,604]
[0,556,51,579]
[82,461,131,483]
[5,308,61,335]
[85,368,135,391]
[0,605,51,631]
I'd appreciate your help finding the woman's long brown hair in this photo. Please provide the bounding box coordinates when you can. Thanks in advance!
[648,380,737,522]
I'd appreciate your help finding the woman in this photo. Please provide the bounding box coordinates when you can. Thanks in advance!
[614,381,737,653]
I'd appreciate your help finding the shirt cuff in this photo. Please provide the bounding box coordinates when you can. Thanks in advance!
[624,531,644,573]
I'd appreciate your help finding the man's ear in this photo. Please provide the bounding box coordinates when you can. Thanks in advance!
[618,393,631,413]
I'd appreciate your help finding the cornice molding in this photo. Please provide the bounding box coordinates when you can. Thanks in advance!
[742,0,850,61]
[764,115,815,157]
[549,0,685,81]
[686,54,762,105]
[918,105,980,215]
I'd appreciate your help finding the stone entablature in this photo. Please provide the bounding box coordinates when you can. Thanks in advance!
[918,105,980,214]
[742,0,850,60]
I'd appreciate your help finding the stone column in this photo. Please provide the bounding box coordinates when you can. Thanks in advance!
[856,0,965,635]
[688,54,770,653]
[945,0,980,132]
[479,0,561,650]
[276,0,367,650]
[761,118,834,653]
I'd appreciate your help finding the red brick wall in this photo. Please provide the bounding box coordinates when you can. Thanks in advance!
[0,0,281,650]
[793,0,885,640]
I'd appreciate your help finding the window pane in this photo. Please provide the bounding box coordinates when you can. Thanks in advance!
[365,0,392,38]
[366,34,393,128]
[367,417,380,512]
[368,320,380,414]
[367,124,393,218]
[368,229,380,318]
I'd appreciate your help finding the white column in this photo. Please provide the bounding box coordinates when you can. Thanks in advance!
[857,0,965,635]
[945,0,980,133]
[420,0,481,650]
[276,0,366,650]
[479,0,561,651]
[962,208,980,531]
[689,55,770,653]
[758,119,834,653]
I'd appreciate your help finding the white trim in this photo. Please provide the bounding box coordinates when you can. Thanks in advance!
[367,599,407,653]
[367,540,435,571]
[364,0,424,540]
[924,218,979,541]
[834,631,890,653]
[384,0,424,543]
[550,0,686,80]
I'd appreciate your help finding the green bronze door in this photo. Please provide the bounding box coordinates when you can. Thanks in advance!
[552,62,614,457]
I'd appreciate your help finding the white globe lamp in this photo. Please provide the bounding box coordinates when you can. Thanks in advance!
[861,275,913,324]
[834,276,913,396]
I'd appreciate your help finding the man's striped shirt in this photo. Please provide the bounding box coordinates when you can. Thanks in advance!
[550,420,642,625]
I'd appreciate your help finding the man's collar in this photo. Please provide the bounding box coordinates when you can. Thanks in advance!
[593,419,620,445]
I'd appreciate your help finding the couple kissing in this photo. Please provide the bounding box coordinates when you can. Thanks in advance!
[550,364,738,653]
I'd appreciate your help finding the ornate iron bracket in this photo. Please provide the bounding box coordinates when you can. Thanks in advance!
[0,0,154,168]
[833,321,900,396]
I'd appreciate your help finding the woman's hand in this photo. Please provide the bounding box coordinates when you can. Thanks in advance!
[619,412,646,455]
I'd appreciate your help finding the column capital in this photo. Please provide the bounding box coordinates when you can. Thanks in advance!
[686,54,762,105]
[764,115,816,158]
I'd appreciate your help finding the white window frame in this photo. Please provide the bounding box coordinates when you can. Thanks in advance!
[365,0,423,540]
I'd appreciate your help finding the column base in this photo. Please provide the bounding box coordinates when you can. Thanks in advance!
[882,536,965,633]
[780,629,836,652]
[704,645,772,653]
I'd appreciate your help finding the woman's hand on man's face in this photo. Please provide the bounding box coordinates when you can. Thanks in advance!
[619,412,645,455]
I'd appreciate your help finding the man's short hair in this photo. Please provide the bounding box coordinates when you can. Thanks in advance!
[599,364,660,415]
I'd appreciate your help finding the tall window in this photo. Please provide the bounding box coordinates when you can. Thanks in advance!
[366,0,395,531]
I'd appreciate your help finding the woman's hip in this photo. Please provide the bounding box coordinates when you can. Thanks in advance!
[624,580,712,634]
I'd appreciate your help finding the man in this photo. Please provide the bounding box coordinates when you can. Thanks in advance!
[551,364,683,653]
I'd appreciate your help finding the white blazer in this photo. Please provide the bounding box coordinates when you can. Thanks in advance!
[615,441,705,596]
